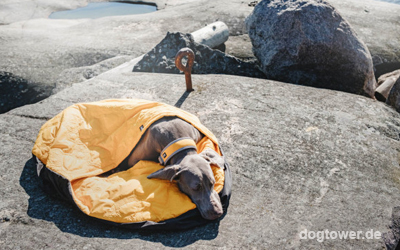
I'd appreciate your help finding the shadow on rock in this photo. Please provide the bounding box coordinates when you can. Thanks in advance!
[0,72,53,114]
[174,91,191,108]
[19,157,220,247]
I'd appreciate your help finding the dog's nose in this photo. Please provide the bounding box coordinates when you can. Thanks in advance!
[206,207,223,220]
[215,209,224,218]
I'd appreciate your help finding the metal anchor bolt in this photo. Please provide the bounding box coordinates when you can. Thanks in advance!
[175,48,195,92]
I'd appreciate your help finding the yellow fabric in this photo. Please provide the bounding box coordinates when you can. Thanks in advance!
[32,99,224,223]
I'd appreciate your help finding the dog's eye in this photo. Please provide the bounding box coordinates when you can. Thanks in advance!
[193,184,202,191]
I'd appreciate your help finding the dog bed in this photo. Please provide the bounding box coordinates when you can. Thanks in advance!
[32,99,231,230]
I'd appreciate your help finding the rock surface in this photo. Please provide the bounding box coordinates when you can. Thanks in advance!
[0,0,257,112]
[1,0,400,112]
[132,32,265,78]
[1,1,400,247]
[386,77,400,112]
[0,0,255,88]
[245,0,376,97]
[1,57,400,249]
[54,55,135,92]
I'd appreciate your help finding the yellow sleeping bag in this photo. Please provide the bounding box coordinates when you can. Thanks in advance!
[32,99,226,225]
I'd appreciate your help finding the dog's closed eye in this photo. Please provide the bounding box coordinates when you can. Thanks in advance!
[192,183,202,191]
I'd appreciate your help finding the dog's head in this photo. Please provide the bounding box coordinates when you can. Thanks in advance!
[147,149,225,220]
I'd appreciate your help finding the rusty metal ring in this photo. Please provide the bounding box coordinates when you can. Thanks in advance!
[175,48,195,73]
[175,48,195,92]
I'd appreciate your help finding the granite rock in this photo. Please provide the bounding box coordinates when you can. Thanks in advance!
[132,32,265,78]
[245,0,376,96]
[1,59,400,249]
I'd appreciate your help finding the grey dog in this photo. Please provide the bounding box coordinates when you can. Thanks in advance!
[112,116,225,220]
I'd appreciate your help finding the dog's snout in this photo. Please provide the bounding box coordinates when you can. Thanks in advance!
[197,191,223,220]
[206,209,223,220]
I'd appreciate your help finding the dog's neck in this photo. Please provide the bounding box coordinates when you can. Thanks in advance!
[126,117,203,169]
[158,137,197,165]
[168,148,197,165]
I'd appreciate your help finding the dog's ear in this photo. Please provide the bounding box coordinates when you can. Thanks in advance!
[199,149,225,169]
[147,165,181,182]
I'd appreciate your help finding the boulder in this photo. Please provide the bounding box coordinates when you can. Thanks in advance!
[375,69,400,102]
[328,0,400,68]
[245,0,376,97]
[386,76,400,112]
[132,32,265,78]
